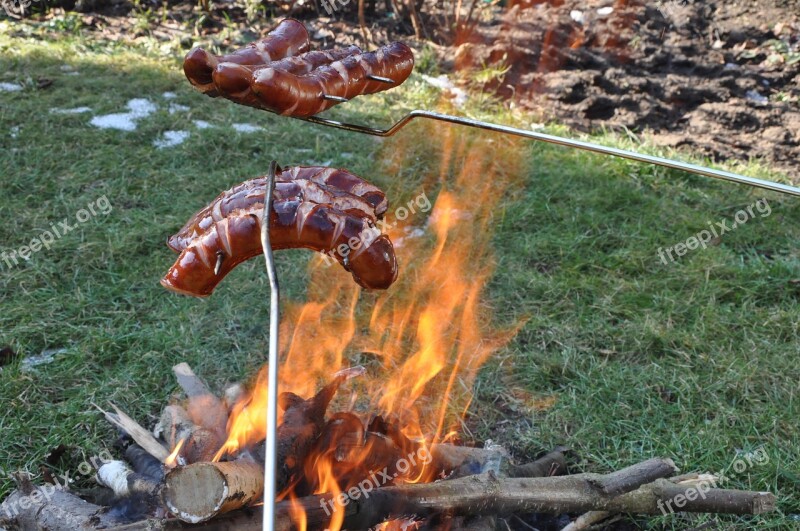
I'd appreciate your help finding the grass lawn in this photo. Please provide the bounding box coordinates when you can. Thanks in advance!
[1,17,799,530]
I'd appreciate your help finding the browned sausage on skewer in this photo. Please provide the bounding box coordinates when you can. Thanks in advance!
[212,41,414,117]
[161,173,398,297]
[183,18,310,95]
[166,166,388,253]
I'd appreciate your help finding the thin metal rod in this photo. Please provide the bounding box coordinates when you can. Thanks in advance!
[303,110,800,197]
[366,74,395,83]
[260,160,280,531]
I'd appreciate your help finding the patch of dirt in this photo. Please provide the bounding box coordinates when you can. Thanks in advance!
[451,0,800,176]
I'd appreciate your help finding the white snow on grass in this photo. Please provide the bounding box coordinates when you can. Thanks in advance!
[90,98,157,131]
[168,103,190,114]
[10,126,20,138]
[162,91,178,99]
[50,106,92,115]
[90,113,139,131]
[193,120,212,129]
[126,98,157,117]
[21,348,67,372]
[153,130,190,149]
[0,82,22,92]
[232,123,264,133]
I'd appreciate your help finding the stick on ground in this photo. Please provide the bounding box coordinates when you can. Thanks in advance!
[95,403,170,463]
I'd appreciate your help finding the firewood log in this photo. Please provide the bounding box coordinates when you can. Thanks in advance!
[223,382,246,414]
[103,456,775,531]
[124,444,166,481]
[172,363,228,443]
[96,461,161,497]
[95,403,170,463]
[253,367,365,493]
[0,475,123,531]
[161,460,264,524]
[155,404,221,464]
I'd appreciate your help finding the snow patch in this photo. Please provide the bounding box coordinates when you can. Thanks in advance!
[154,130,190,149]
[193,120,212,129]
[0,82,22,92]
[162,91,178,99]
[168,103,190,114]
[232,123,264,133]
[50,106,92,115]
[21,348,67,372]
[90,98,156,131]
[392,226,426,249]
[746,90,768,105]
[570,10,584,24]
[90,113,139,131]
[127,98,157,118]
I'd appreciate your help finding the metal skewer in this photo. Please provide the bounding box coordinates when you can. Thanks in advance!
[301,109,800,197]
[260,160,280,531]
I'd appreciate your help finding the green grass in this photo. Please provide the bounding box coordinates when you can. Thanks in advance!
[1,18,799,530]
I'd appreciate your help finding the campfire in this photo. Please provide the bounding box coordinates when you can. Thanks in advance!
[0,17,782,531]
[0,139,777,528]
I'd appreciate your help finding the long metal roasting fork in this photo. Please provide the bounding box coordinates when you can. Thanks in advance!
[258,97,800,531]
[301,109,800,197]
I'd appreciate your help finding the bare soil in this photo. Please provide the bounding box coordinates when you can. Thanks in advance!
[450,0,800,176]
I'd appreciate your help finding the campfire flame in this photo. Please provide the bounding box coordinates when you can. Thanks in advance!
[165,438,186,469]
[207,123,523,529]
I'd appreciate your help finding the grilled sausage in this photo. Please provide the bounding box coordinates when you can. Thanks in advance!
[167,166,388,253]
[183,18,310,95]
[211,41,414,117]
[161,176,397,297]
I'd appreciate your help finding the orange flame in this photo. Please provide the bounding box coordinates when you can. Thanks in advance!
[216,121,524,529]
[165,438,186,469]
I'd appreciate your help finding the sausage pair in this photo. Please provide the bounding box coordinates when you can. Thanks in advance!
[183,19,414,118]
[161,166,398,297]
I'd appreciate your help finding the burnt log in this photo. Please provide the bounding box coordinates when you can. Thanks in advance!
[253,367,365,493]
